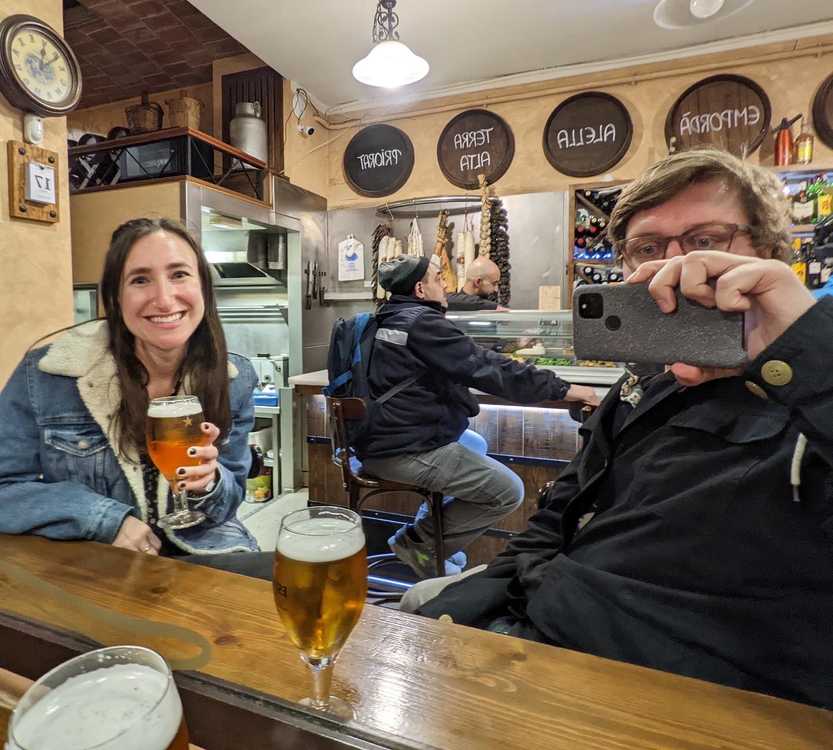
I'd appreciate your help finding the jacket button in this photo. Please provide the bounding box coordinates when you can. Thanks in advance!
[744,381,768,400]
[77,439,89,449]
[761,360,793,386]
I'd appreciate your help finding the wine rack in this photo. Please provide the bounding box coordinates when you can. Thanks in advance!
[567,181,628,305]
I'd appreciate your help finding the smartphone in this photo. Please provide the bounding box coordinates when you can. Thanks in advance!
[573,284,746,368]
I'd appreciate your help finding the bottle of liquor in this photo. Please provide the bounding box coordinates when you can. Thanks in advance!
[817,176,833,220]
[807,247,822,288]
[794,118,815,165]
[791,244,808,285]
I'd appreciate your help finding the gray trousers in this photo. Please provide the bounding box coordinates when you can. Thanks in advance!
[362,430,525,557]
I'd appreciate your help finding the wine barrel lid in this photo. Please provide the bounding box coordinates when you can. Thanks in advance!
[543,92,633,177]
[812,73,833,150]
[343,124,414,198]
[437,109,515,189]
[665,74,771,156]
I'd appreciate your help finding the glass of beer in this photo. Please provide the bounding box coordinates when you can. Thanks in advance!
[146,395,210,530]
[7,645,188,750]
[273,506,367,717]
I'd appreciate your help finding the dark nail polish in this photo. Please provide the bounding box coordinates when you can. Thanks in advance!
[187,447,197,457]
[177,468,186,476]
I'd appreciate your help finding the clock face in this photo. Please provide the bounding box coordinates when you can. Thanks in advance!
[0,14,82,116]
[10,27,72,105]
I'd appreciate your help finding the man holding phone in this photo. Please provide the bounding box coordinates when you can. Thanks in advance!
[409,149,833,710]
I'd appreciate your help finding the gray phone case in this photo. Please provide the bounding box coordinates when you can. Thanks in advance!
[573,284,746,368]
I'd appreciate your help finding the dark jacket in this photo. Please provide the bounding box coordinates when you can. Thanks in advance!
[445,291,499,311]
[420,298,833,709]
[360,295,570,459]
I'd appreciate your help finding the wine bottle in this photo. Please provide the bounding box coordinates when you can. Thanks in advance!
[794,118,815,165]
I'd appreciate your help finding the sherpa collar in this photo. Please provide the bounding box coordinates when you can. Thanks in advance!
[37,320,239,550]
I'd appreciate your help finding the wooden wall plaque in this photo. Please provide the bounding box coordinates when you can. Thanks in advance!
[437,109,514,189]
[7,142,59,224]
[343,124,414,198]
[665,74,771,157]
[812,73,833,150]
[543,92,633,177]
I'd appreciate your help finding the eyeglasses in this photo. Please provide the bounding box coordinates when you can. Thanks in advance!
[616,223,755,267]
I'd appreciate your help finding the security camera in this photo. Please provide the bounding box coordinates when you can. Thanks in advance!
[297,124,316,137]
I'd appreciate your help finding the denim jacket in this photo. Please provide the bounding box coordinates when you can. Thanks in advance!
[0,321,259,554]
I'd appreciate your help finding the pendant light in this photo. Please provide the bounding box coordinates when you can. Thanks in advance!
[352,0,429,89]
[689,0,725,18]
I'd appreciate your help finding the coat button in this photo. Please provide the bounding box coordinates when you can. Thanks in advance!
[77,439,89,449]
[761,360,793,386]
[744,381,768,400]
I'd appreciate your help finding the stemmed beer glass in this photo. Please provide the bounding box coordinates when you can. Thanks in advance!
[146,395,209,530]
[7,645,188,750]
[272,506,367,717]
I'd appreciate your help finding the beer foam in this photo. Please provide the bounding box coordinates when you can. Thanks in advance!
[277,517,365,563]
[147,399,202,419]
[10,664,182,750]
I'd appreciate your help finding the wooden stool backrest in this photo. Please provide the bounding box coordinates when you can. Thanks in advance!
[326,396,366,490]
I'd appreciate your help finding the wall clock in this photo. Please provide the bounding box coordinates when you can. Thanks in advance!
[0,14,82,117]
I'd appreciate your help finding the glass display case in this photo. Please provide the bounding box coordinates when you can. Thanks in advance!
[445,309,624,386]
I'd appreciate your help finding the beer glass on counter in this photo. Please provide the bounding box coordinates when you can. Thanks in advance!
[273,506,367,716]
[7,645,188,750]
[146,395,210,530]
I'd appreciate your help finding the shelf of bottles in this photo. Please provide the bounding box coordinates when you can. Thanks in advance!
[781,167,833,292]
[571,186,625,296]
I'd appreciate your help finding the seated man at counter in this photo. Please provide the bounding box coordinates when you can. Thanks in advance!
[445,256,507,311]
[412,149,833,710]
[359,254,599,578]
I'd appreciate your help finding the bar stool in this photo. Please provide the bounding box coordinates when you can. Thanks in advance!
[326,397,446,592]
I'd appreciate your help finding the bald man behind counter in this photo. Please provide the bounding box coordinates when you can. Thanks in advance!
[445,257,507,311]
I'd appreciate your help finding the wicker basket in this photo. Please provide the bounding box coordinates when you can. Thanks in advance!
[125,93,163,133]
[166,95,203,130]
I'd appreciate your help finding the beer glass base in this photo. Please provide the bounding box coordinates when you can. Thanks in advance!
[157,509,206,530]
[299,695,355,720]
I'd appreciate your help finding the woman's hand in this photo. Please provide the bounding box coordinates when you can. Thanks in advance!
[564,384,601,407]
[627,251,816,386]
[175,421,220,495]
[113,515,161,554]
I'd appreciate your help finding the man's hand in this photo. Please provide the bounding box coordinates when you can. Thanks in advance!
[174,421,220,495]
[564,384,601,407]
[112,516,161,555]
[627,251,816,386]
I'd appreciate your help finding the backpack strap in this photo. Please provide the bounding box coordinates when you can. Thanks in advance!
[374,373,419,406]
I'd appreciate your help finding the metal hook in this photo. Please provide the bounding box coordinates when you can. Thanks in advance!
[384,201,394,223]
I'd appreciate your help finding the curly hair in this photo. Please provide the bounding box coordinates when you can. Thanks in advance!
[608,149,792,263]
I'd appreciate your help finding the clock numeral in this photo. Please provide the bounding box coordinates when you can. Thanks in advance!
[28,33,33,43]
[12,48,19,56]
[58,66,65,72]
[59,79,67,86]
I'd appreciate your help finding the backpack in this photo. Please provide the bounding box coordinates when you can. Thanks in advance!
[323,312,417,447]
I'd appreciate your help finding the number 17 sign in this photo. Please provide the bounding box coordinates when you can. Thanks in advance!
[25,161,57,204]
[8,141,60,223]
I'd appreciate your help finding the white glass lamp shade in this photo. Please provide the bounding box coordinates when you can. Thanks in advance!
[689,0,725,18]
[352,40,429,88]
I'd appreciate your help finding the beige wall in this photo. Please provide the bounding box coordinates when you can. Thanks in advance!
[0,0,73,388]
[71,180,182,284]
[324,36,833,209]
[68,83,213,137]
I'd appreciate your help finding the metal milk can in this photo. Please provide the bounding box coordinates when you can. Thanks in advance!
[229,101,267,162]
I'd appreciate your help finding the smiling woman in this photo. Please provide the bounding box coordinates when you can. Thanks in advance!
[0,218,265,565]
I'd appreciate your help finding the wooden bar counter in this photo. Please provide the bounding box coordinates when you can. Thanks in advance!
[0,535,830,749]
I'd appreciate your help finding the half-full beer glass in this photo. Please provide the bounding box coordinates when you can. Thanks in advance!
[146,395,209,529]
[273,506,367,716]
[7,645,188,750]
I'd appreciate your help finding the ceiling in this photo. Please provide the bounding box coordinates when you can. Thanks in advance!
[64,0,245,108]
[187,0,833,113]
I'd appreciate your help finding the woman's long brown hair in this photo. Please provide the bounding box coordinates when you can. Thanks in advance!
[99,218,231,459]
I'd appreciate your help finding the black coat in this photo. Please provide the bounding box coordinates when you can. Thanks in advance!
[420,298,833,709]
[360,296,570,459]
